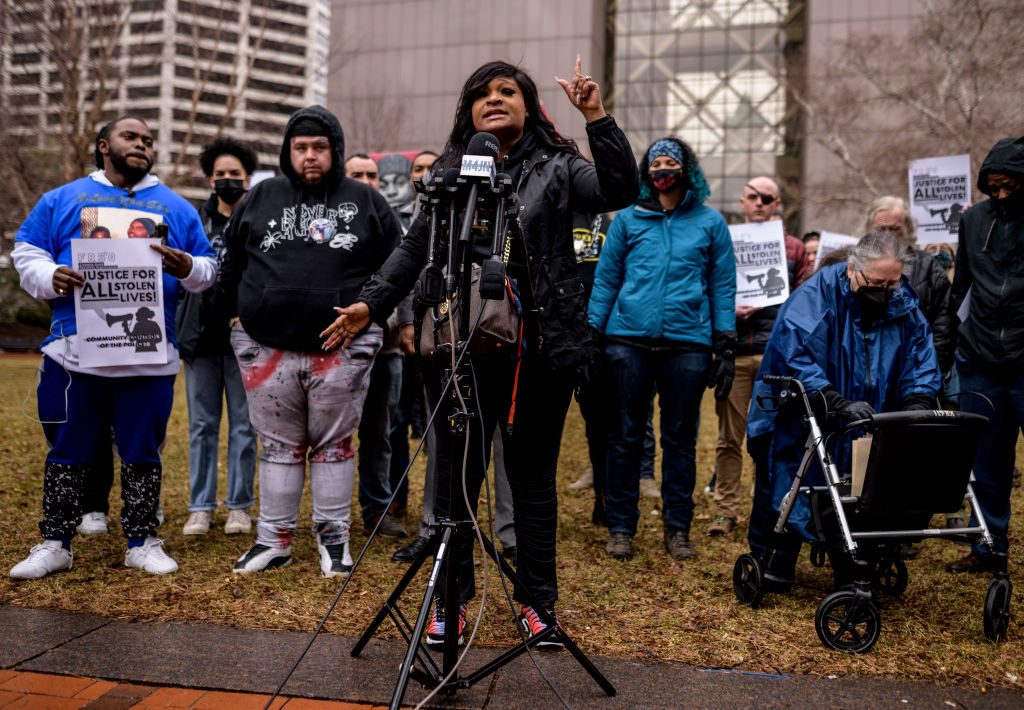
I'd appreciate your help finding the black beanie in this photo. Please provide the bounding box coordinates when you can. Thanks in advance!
[291,116,328,138]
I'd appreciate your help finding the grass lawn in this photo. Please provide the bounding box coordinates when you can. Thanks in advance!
[0,354,1021,689]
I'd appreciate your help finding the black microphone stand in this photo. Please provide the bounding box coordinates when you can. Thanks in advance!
[351,173,615,709]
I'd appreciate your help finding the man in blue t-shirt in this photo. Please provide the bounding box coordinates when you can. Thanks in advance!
[10,115,216,580]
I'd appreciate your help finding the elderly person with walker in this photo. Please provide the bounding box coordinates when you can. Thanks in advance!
[744,231,941,593]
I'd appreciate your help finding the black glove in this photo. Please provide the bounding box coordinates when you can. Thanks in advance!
[708,330,736,401]
[902,393,937,411]
[819,387,875,421]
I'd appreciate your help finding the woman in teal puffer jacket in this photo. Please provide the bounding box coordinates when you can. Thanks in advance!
[589,136,736,562]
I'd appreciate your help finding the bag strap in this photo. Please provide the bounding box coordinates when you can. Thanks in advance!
[505,274,525,435]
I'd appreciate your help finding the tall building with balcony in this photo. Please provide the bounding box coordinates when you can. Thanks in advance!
[1,0,330,199]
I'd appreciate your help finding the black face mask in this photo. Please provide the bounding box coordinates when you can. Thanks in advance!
[649,168,683,193]
[991,187,1024,217]
[214,178,247,205]
[855,285,893,325]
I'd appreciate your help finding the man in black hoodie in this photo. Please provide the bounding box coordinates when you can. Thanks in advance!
[947,136,1024,574]
[221,106,402,577]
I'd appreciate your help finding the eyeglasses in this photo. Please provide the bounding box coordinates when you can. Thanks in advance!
[858,270,900,289]
[743,184,777,205]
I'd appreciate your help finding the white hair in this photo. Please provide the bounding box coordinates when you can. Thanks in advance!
[863,195,917,246]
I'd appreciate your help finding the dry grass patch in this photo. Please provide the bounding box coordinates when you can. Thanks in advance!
[0,355,1021,689]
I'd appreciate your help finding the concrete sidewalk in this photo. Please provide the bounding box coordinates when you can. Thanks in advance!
[0,605,1019,709]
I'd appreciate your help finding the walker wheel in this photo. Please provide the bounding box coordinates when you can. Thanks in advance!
[872,553,908,597]
[733,554,765,609]
[983,577,1012,643]
[815,590,881,653]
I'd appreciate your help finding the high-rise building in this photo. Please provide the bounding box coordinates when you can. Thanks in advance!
[1,0,331,200]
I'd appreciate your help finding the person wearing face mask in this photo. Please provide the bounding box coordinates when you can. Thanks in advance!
[175,137,260,537]
[946,136,1024,575]
[744,231,941,592]
[589,136,736,562]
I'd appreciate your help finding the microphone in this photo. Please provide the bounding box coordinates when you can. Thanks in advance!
[442,167,462,295]
[459,132,499,187]
[478,171,512,300]
[455,132,499,260]
[420,169,460,305]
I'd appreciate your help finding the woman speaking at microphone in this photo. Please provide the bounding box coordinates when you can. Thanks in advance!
[324,58,638,647]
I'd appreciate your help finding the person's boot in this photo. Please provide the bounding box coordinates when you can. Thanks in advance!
[664,525,695,560]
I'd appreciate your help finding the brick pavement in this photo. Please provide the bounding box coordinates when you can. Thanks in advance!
[0,670,382,710]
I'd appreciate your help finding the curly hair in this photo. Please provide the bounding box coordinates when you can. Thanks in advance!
[199,137,259,177]
[435,61,581,171]
[637,136,710,205]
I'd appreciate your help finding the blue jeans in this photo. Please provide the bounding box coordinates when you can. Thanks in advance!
[184,355,257,511]
[604,342,710,535]
[955,351,1024,556]
[358,353,403,521]
[640,402,656,480]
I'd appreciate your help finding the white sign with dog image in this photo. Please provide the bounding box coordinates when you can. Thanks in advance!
[71,237,166,367]
[729,220,789,308]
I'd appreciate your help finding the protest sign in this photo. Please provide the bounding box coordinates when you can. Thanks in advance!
[72,238,166,367]
[908,154,971,244]
[816,231,859,269]
[729,220,789,308]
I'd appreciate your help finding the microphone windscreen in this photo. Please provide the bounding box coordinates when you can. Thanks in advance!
[443,167,461,188]
[465,132,499,160]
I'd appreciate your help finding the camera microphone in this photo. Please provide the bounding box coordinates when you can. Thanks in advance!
[460,132,499,187]
[455,132,499,246]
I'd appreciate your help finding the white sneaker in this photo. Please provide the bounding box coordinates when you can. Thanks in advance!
[568,464,594,491]
[224,509,252,535]
[318,540,353,578]
[233,544,292,573]
[182,510,212,536]
[77,512,109,535]
[639,477,660,499]
[10,540,73,579]
[125,537,178,574]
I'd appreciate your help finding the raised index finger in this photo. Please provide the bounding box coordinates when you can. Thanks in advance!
[574,54,582,77]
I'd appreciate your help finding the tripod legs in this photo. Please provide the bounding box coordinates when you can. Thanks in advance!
[351,519,616,707]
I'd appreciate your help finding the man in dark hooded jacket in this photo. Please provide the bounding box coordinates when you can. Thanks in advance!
[220,105,402,577]
[947,136,1024,574]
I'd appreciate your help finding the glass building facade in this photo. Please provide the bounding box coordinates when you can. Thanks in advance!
[610,0,789,218]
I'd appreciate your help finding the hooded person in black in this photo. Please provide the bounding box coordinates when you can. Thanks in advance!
[946,136,1024,574]
[175,137,260,539]
[221,105,403,577]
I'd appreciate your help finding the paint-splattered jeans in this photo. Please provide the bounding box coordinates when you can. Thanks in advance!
[230,324,381,548]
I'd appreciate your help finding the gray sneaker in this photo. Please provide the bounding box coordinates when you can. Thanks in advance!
[664,526,695,560]
[605,532,633,560]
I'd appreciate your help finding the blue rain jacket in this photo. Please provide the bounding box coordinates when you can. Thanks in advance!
[588,192,736,344]
[747,262,941,539]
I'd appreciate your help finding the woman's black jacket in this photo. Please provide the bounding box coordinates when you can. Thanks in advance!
[359,115,639,380]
